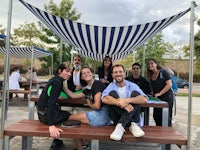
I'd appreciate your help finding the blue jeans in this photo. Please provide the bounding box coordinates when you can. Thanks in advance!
[86,105,112,126]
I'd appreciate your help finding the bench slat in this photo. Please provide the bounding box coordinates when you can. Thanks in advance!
[0,90,37,94]
[4,119,187,145]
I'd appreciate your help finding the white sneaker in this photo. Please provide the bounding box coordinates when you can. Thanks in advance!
[129,122,145,137]
[110,123,125,140]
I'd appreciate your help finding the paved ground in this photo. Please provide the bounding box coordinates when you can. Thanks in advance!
[1,94,200,150]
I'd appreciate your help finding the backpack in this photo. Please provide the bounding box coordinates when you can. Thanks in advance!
[160,68,178,94]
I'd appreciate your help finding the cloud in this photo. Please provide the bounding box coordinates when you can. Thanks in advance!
[0,0,199,45]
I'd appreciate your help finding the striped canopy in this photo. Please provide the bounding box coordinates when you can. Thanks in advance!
[0,46,52,58]
[19,0,190,61]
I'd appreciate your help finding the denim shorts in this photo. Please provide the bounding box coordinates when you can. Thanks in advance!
[86,105,112,126]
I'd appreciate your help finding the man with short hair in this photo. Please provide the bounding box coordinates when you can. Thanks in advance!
[67,55,87,92]
[101,64,148,141]
[126,63,151,95]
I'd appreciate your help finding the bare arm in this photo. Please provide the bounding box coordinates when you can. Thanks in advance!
[102,95,119,106]
[155,79,172,97]
[63,81,85,98]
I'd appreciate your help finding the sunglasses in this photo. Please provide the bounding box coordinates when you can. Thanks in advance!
[132,67,140,70]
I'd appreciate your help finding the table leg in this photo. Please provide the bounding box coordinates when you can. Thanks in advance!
[162,108,169,126]
[162,107,170,150]
[143,107,149,125]
[28,101,35,120]
[91,140,99,150]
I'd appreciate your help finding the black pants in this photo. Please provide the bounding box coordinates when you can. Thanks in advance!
[37,105,71,125]
[153,92,173,126]
[108,90,141,127]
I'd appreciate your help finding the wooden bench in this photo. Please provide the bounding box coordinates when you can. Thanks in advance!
[3,119,187,150]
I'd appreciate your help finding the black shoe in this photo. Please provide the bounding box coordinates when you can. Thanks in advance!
[50,139,63,149]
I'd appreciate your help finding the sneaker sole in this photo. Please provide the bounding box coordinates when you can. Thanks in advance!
[129,128,145,137]
[110,135,122,141]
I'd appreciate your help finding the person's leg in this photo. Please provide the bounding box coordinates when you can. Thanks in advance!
[153,108,162,126]
[108,91,122,125]
[24,85,29,100]
[74,139,83,150]
[68,112,89,124]
[84,106,112,126]
[118,90,141,127]
[9,93,13,103]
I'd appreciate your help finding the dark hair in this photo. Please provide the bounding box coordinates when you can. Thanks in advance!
[55,63,71,75]
[81,66,94,74]
[10,66,19,75]
[147,58,162,78]
[101,56,112,71]
[132,63,141,68]
[112,64,125,72]
[28,67,35,72]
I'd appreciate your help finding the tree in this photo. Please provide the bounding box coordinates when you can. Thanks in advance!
[135,33,173,69]
[37,0,81,69]
[183,19,200,74]
[11,22,41,46]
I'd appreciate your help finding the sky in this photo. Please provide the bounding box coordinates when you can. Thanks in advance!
[0,0,200,45]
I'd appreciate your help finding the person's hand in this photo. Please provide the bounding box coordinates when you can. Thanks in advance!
[100,79,109,83]
[117,98,129,108]
[155,93,161,97]
[49,125,63,138]
[124,104,134,113]
[75,86,82,91]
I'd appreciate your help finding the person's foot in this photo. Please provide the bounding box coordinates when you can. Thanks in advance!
[129,122,145,137]
[73,144,90,150]
[50,139,63,149]
[110,123,125,140]
[15,94,19,97]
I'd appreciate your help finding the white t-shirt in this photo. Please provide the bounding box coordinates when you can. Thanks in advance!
[9,71,20,90]
[118,86,126,98]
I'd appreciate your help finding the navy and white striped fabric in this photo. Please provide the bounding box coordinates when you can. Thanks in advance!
[19,0,190,61]
[0,46,52,58]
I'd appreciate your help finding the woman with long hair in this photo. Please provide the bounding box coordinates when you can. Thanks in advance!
[147,58,173,126]
[98,55,113,86]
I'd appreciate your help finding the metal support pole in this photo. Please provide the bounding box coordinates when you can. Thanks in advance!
[0,0,13,149]
[187,1,196,150]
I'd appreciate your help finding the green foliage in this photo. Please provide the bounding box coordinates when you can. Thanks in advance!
[38,0,81,68]
[11,22,41,46]
[135,33,172,68]
[183,19,200,74]
[83,57,101,73]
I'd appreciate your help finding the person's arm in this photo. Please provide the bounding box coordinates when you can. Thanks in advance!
[63,81,85,98]
[102,95,119,106]
[155,79,172,97]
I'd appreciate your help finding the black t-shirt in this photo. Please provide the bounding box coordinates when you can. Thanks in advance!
[126,75,151,95]
[83,80,106,103]
[150,69,173,100]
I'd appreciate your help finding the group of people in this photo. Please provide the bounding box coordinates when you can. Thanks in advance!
[9,67,37,101]
[36,55,177,150]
